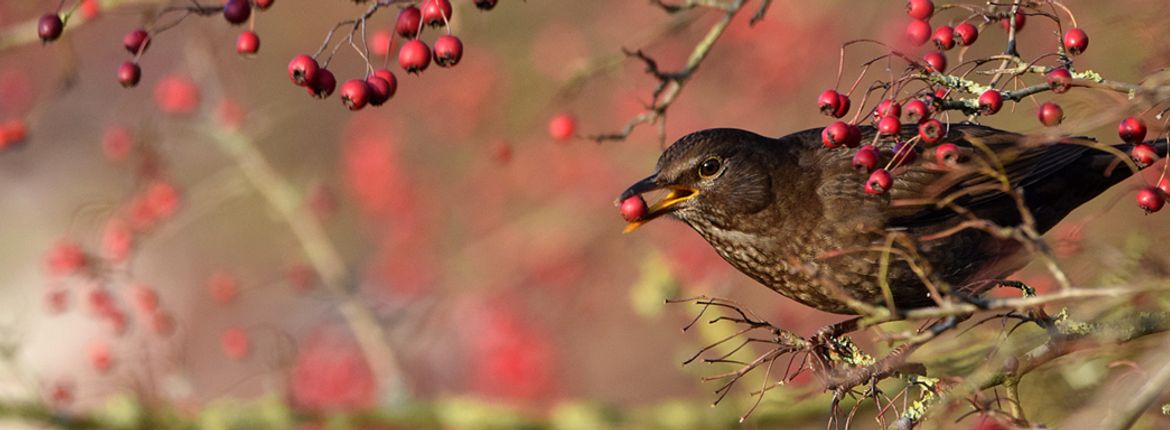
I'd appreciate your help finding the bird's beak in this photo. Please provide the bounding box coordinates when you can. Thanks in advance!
[618,175,699,233]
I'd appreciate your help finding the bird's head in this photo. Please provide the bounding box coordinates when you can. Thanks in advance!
[619,128,776,233]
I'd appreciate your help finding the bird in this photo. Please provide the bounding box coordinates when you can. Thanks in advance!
[619,123,1167,315]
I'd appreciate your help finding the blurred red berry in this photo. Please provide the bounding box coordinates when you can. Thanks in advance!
[1118,117,1147,143]
[288,54,319,86]
[433,35,463,67]
[0,119,28,150]
[906,19,931,46]
[216,98,245,129]
[491,140,513,164]
[932,25,954,50]
[865,169,893,195]
[1137,187,1165,213]
[221,327,250,360]
[370,30,392,57]
[46,240,87,277]
[286,263,317,292]
[399,40,432,74]
[102,218,134,263]
[1130,142,1158,168]
[145,180,180,220]
[222,0,251,25]
[1158,177,1170,196]
[38,14,63,42]
[906,0,933,19]
[620,195,647,222]
[208,271,240,304]
[117,62,141,88]
[154,75,200,114]
[420,0,452,27]
[307,68,336,98]
[1000,11,1025,32]
[1037,102,1063,127]
[45,288,69,314]
[954,21,978,46]
[236,31,260,56]
[339,79,370,111]
[87,287,115,316]
[307,182,339,221]
[289,332,377,412]
[101,126,133,161]
[130,283,159,314]
[80,0,101,19]
[978,89,1003,115]
[149,311,175,336]
[88,340,113,373]
[123,28,150,55]
[1046,68,1072,93]
[255,0,274,10]
[548,113,576,141]
[1063,27,1089,55]
[395,6,422,38]
[48,380,74,406]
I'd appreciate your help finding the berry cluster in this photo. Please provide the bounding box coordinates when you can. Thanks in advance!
[810,0,1165,214]
[285,0,477,111]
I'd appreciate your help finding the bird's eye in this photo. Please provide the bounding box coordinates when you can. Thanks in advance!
[698,157,722,179]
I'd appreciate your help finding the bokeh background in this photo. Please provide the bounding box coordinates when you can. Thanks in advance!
[1,0,1170,428]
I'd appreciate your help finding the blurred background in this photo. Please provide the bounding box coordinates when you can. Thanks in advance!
[1,0,1169,428]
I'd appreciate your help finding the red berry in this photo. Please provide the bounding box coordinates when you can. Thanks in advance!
[904,99,930,123]
[906,0,934,20]
[44,288,68,314]
[878,115,901,136]
[370,30,392,57]
[88,340,113,373]
[1063,28,1088,55]
[288,54,319,86]
[236,31,260,56]
[835,93,852,118]
[1119,117,1147,143]
[1131,142,1159,168]
[843,124,862,148]
[372,68,398,99]
[154,75,200,114]
[307,68,336,98]
[131,283,159,314]
[38,14,64,42]
[1037,102,1063,127]
[395,6,422,38]
[852,145,879,173]
[339,79,370,111]
[954,22,979,46]
[123,28,150,55]
[398,40,432,74]
[117,62,141,88]
[906,19,932,46]
[821,121,850,149]
[918,118,944,145]
[365,77,391,107]
[221,327,250,360]
[433,35,463,68]
[1158,177,1170,196]
[549,113,576,141]
[254,0,274,10]
[923,51,947,73]
[620,195,647,222]
[102,126,133,161]
[474,0,498,10]
[935,143,961,166]
[46,240,87,277]
[865,169,893,195]
[1000,11,1025,32]
[80,0,100,19]
[208,271,240,304]
[978,89,1003,115]
[932,25,955,50]
[102,218,134,263]
[420,0,453,27]
[1137,187,1165,213]
[874,99,901,120]
[1046,68,1072,94]
[223,0,251,25]
[817,89,842,117]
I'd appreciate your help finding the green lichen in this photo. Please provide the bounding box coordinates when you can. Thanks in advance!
[901,375,940,423]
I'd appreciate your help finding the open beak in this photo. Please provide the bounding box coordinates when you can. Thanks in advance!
[618,175,699,233]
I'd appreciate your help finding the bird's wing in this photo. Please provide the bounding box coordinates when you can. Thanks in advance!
[885,124,1099,228]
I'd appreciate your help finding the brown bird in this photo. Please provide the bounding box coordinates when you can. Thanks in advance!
[619,124,1166,314]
